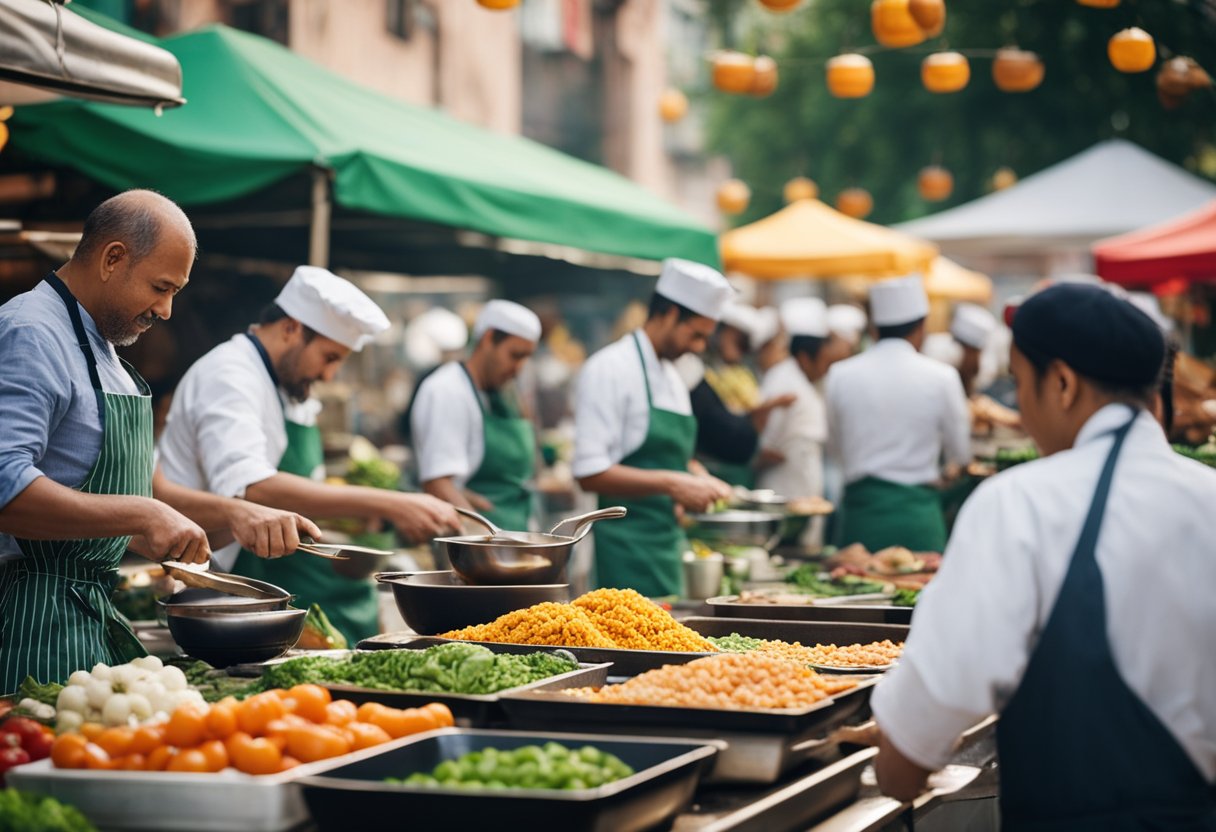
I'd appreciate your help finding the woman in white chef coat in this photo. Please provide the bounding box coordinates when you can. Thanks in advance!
[872,283,1216,829]
[157,267,460,643]
[410,300,541,530]
[756,298,849,544]
[826,275,970,552]
[572,259,735,597]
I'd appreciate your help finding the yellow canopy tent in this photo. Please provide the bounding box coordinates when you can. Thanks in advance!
[719,198,939,279]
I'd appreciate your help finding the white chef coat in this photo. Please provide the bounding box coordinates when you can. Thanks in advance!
[157,333,320,570]
[757,357,827,500]
[572,330,691,479]
[825,339,970,486]
[872,405,1216,779]
[410,361,485,488]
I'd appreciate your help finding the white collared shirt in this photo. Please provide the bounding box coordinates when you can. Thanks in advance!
[757,356,827,500]
[872,406,1216,779]
[825,339,970,485]
[158,333,320,569]
[572,329,691,479]
[410,361,485,488]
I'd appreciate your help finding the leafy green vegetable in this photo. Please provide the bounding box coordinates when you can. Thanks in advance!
[300,604,348,650]
[16,677,63,708]
[345,458,401,491]
[386,742,634,791]
[165,658,264,702]
[995,447,1039,471]
[1172,444,1216,468]
[0,790,97,832]
[784,566,886,597]
[261,643,578,695]
[891,588,921,607]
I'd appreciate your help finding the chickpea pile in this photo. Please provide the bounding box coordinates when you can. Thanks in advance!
[793,639,903,668]
[566,652,860,710]
[441,589,717,653]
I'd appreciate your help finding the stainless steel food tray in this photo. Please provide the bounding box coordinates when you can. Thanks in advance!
[707,596,914,625]
[298,728,718,832]
[682,616,909,649]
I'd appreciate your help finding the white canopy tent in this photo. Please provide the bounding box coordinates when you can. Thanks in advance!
[896,139,1216,258]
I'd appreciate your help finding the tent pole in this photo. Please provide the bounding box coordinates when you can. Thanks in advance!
[309,166,332,268]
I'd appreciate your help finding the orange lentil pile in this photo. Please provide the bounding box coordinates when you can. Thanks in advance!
[795,640,903,668]
[565,652,860,710]
[441,589,718,652]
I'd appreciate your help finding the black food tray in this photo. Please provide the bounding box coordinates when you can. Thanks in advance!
[707,596,914,625]
[683,617,909,649]
[359,634,713,677]
[315,661,610,725]
[298,728,718,832]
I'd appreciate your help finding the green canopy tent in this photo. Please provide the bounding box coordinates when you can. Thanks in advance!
[6,16,718,269]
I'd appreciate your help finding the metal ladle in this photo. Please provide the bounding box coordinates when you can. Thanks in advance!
[455,505,627,543]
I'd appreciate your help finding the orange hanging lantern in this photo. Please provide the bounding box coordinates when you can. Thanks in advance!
[921,52,970,93]
[836,188,873,219]
[918,166,954,201]
[992,47,1045,92]
[871,0,925,48]
[476,0,520,9]
[991,167,1017,191]
[908,0,945,37]
[713,51,757,94]
[1108,28,1156,73]
[751,56,779,97]
[826,53,875,98]
[784,177,819,203]
[659,89,689,123]
[1076,0,1119,7]
[717,179,752,215]
[758,0,803,11]
[0,122,8,155]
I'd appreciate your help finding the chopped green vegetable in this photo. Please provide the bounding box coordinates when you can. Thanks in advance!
[386,743,634,791]
[0,790,97,832]
[995,447,1039,470]
[261,643,579,695]
[16,677,63,709]
[891,588,921,607]
[784,566,886,597]
[345,458,401,491]
[166,658,265,702]
[707,634,766,653]
[1172,444,1216,468]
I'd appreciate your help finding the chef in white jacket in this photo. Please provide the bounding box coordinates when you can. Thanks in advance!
[757,298,848,545]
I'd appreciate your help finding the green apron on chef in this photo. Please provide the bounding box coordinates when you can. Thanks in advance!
[459,365,535,531]
[593,333,697,598]
[232,334,379,646]
[837,476,947,553]
[0,273,151,694]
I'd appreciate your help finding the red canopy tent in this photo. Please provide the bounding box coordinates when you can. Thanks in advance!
[1094,200,1216,288]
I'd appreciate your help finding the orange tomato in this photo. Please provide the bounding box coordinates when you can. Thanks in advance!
[422,702,455,728]
[51,734,89,769]
[119,753,147,771]
[82,743,115,770]
[346,722,391,751]
[205,701,239,740]
[164,702,209,748]
[325,700,357,727]
[355,701,387,724]
[167,749,210,773]
[227,733,282,775]
[145,746,176,771]
[286,685,332,723]
[284,724,351,763]
[265,714,309,737]
[129,723,166,755]
[277,755,301,773]
[95,727,135,758]
[198,739,229,773]
[79,723,105,741]
[237,692,286,736]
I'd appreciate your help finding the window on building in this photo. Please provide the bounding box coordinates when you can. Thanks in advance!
[224,0,289,45]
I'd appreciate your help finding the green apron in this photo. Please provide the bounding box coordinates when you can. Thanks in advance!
[837,476,947,552]
[460,364,535,531]
[593,333,697,597]
[232,335,379,646]
[0,273,151,693]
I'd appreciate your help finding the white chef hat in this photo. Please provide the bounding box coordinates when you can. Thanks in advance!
[870,274,929,327]
[275,266,390,351]
[780,297,829,338]
[655,258,735,321]
[720,302,760,338]
[473,300,542,343]
[951,303,998,350]
[827,304,867,344]
[751,306,781,348]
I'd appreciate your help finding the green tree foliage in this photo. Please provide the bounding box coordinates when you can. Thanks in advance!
[703,0,1216,225]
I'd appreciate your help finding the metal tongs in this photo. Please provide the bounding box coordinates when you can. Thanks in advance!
[295,535,395,561]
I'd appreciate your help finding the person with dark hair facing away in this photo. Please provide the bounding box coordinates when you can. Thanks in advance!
[872,282,1216,829]
[410,301,541,530]
[825,274,970,552]
[0,191,317,692]
[573,259,735,597]
[157,266,460,643]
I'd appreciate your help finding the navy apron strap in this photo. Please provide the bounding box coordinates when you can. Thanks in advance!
[44,272,103,392]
